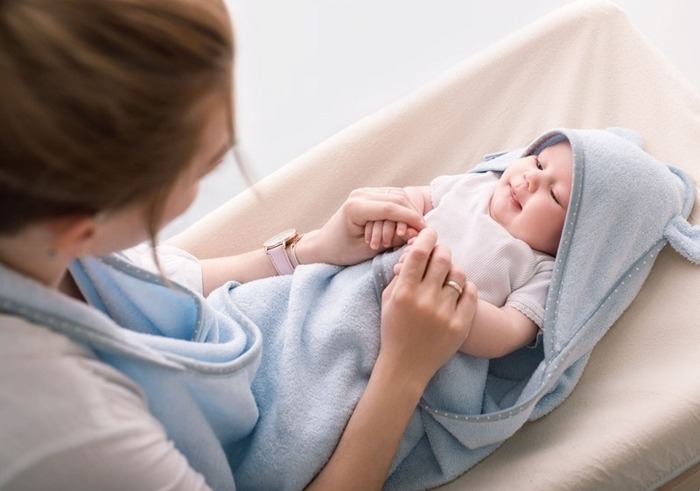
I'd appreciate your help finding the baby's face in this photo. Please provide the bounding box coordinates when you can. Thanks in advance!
[489,141,573,256]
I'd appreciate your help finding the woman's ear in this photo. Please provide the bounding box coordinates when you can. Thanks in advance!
[47,214,99,258]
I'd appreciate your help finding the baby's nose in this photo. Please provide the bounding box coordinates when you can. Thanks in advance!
[524,171,539,191]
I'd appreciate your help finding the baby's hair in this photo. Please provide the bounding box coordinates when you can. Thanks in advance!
[0,0,234,241]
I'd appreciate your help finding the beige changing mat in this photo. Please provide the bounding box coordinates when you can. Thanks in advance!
[171,0,700,488]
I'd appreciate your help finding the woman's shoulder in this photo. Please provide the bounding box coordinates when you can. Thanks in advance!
[0,315,209,490]
[0,312,146,396]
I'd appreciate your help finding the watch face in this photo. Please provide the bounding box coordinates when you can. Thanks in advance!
[264,228,297,248]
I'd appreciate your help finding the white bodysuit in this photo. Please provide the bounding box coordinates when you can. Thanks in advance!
[427,171,554,328]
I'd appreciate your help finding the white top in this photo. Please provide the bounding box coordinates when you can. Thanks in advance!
[0,246,210,491]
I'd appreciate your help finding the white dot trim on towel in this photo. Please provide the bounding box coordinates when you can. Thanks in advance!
[420,401,531,422]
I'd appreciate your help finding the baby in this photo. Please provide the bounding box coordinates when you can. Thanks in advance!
[367,139,573,357]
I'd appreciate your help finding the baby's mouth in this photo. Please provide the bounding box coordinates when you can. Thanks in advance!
[510,184,522,209]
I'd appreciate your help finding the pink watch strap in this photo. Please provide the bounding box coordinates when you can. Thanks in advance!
[264,230,301,275]
[267,244,295,275]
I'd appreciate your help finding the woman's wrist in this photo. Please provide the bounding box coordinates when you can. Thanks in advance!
[292,229,324,266]
[372,351,429,403]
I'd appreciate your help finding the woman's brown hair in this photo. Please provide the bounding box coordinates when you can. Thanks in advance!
[0,0,234,239]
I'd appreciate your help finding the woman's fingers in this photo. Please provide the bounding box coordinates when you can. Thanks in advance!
[454,281,478,320]
[422,243,452,287]
[443,280,463,296]
[393,230,469,310]
[346,188,426,233]
[313,187,425,266]
[392,229,438,284]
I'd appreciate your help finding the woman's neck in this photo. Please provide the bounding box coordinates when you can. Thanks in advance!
[0,228,71,291]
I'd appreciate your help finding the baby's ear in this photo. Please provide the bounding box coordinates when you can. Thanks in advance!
[605,127,643,147]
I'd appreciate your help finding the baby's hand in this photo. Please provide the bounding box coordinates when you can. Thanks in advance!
[365,220,419,250]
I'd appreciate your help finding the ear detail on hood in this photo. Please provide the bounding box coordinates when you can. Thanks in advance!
[483,150,509,161]
[664,216,700,264]
[605,127,643,147]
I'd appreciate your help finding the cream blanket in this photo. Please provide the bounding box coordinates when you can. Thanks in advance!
[172,0,700,488]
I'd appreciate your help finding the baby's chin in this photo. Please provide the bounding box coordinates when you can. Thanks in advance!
[487,194,513,230]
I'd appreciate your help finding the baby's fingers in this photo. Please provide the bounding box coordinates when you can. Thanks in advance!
[366,221,384,250]
[381,220,398,248]
[364,222,374,244]
[396,222,408,238]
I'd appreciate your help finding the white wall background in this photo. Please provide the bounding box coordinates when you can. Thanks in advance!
[163,0,700,238]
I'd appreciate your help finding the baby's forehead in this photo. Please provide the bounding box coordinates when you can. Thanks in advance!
[537,139,571,156]
[537,140,573,173]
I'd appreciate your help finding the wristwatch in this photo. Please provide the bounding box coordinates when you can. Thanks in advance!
[263,228,302,275]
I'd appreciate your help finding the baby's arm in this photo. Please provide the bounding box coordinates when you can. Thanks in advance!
[459,300,539,358]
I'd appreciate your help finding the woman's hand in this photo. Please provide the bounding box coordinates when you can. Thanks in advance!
[363,186,430,250]
[296,187,426,267]
[379,228,477,388]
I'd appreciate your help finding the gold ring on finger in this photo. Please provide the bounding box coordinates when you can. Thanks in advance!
[444,280,463,296]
